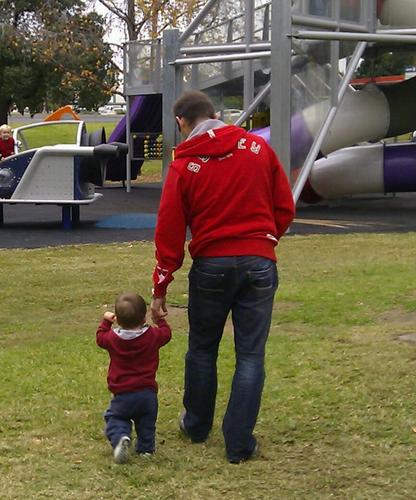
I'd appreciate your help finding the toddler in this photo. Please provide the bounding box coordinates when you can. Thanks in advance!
[96,292,171,464]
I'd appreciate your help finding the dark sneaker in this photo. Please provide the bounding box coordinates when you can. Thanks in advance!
[114,436,131,464]
[228,442,259,464]
[178,410,208,443]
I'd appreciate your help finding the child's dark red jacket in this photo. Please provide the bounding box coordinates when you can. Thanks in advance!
[153,124,295,298]
[96,319,171,394]
[0,137,15,159]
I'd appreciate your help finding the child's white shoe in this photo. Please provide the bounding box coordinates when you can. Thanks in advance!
[114,436,131,464]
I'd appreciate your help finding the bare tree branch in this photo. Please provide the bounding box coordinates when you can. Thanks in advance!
[96,0,127,21]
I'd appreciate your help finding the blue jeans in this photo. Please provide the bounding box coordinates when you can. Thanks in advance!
[104,389,158,454]
[183,256,278,462]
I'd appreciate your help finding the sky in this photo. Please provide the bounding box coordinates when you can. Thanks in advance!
[90,1,126,45]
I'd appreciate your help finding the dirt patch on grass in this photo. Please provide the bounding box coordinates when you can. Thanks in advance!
[273,300,301,312]
[166,305,235,337]
[397,333,416,344]
[378,307,416,327]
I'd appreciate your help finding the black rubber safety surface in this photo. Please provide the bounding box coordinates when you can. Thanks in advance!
[1,184,415,249]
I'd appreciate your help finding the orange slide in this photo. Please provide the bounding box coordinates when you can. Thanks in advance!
[44,105,80,121]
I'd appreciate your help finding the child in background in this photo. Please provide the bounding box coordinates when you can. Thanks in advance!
[0,125,15,160]
[96,292,171,464]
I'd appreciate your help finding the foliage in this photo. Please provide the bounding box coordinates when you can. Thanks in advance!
[0,1,117,123]
[356,48,416,78]
[1,233,416,498]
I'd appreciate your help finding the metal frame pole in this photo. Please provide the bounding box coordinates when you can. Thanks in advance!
[235,82,271,126]
[292,13,368,31]
[162,29,181,180]
[125,95,132,191]
[171,51,272,66]
[244,0,255,121]
[292,31,416,43]
[270,0,292,179]
[330,0,341,107]
[122,43,132,193]
[179,0,219,43]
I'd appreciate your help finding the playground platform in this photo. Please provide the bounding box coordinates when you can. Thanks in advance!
[0,184,415,249]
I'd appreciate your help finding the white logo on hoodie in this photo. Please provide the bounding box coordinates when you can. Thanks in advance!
[250,142,261,154]
[187,162,201,173]
[238,138,247,149]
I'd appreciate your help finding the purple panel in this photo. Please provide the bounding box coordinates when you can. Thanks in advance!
[290,113,315,168]
[109,96,145,143]
[106,95,162,181]
[384,143,416,193]
[251,125,270,142]
[251,113,315,168]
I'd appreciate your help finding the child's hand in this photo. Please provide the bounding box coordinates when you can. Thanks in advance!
[103,311,116,323]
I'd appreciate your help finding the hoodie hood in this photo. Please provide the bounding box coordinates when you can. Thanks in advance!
[175,123,248,159]
[114,325,149,340]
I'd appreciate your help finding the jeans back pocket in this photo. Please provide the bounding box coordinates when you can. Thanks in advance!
[193,269,225,293]
[247,266,278,294]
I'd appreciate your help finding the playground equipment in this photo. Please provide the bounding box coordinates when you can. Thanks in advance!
[44,105,81,122]
[106,94,162,182]
[0,121,127,228]
[119,0,416,203]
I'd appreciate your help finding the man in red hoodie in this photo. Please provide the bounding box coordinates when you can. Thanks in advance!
[151,90,295,464]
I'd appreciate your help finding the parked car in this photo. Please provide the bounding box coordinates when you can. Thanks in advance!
[217,108,243,124]
[98,105,126,115]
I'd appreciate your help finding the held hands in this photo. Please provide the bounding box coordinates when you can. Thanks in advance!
[103,311,116,323]
[151,296,168,323]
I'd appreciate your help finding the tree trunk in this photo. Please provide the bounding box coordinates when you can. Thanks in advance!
[127,0,136,40]
[0,99,9,125]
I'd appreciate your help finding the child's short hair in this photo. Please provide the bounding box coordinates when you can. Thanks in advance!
[115,292,147,329]
[0,124,12,133]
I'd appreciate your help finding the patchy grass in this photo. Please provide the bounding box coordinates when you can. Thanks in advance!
[1,233,416,499]
[138,160,163,183]
[9,119,119,139]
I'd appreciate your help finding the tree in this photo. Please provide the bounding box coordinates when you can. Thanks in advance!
[0,1,117,124]
[356,47,416,79]
[96,0,205,42]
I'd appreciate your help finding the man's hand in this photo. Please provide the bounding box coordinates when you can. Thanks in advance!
[151,296,168,323]
[103,311,116,323]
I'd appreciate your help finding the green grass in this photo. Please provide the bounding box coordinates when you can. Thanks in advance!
[138,160,163,183]
[9,120,120,149]
[2,233,416,499]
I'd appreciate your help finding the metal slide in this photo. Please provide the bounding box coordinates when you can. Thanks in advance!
[252,0,416,202]
[253,76,416,201]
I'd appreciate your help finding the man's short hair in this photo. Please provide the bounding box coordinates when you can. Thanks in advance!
[173,90,216,127]
[115,292,147,329]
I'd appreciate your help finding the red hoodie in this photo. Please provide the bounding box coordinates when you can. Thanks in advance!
[153,124,295,298]
[96,318,172,395]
